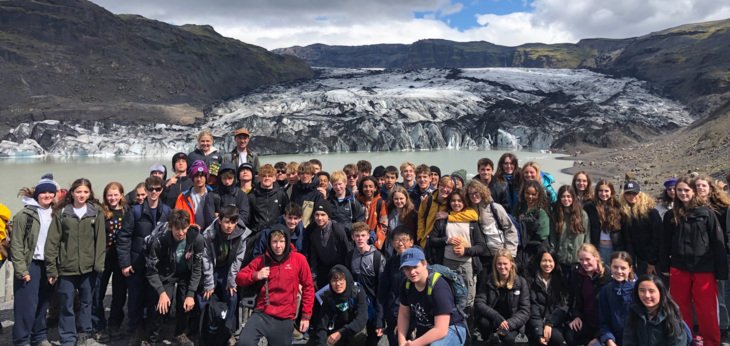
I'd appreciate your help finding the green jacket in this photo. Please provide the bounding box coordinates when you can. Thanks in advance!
[45,203,106,277]
[550,210,590,265]
[10,205,59,280]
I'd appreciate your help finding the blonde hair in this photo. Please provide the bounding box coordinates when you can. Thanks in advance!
[330,170,347,184]
[620,191,656,225]
[258,164,275,177]
[399,161,415,173]
[577,243,606,277]
[492,249,518,289]
[286,161,299,174]
[197,129,214,143]
[521,161,543,184]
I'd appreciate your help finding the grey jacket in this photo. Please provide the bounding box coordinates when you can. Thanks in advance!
[201,219,252,290]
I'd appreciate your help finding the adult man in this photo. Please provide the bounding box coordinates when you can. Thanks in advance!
[236,226,314,346]
[223,128,260,173]
[144,209,205,346]
[164,152,193,209]
[474,158,509,210]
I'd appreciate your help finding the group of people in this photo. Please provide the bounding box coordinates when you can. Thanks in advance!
[4,127,730,346]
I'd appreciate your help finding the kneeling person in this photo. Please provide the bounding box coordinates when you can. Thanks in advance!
[310,265,369,346]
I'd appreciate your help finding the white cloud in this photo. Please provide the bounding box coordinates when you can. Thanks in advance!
[88,0,730,50]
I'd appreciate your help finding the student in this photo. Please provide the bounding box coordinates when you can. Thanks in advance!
[620,180,662,276]
[206,162,251,228]
[187,129,222,168]
[116,176,171,344]
[377,226,415,346]
[550,185,590,274]
[572,171,593,204]
[474,249,530,346]
[347,222,385,346]
[45,178,106,346]
[521,161,556,204]
[92,182,129,342]
[410,164,434,210]
[132,182,147,205]
[308,201,353,289]
[465,179,517,271]
[344,163,360,196]
[11,174,58,346]
[416,176,455,248]
[274,161,289,189]
[356,176,388,251]
[164,152,193,209]
[659,176,727,346]
[175,160,215,229]
[328,170,365,236]
[397,247,467,345]
[316,171,331,198]
[248,163,290,232]
[381,165,399,200]
[385,185,418,256]
[566,244,610,346]
[593,251,636,346]
[235,226,315,346]
[253,203,307,257]
[655,178,677,218]
[494,153,521,215]
[310,265,369,346]
[200,205,254,341]
[291,161,324,228]
[309,158,323,174]
[144,209,205,346]
[357,160,372,179]
[623,274,689,346]
[430,166,442,188]
[584,180,626,264]
[516,180,551,268]
[526,248,569,346]
[237,162,255,194]
[398,162,417,194]
[286,161,300,198]
[474,158,509,211]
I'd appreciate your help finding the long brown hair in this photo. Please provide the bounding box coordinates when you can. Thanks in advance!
[672,177,705,225]
[387,185,415,223]
[102,182,127,219]
[695,175,730,211]
[58,178,101,210]
[572,171,594,202]
[594,180,621,232]
[553,185,585,234]
[495,153,520,184]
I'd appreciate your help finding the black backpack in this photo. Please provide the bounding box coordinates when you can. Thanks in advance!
[199,295,233,346]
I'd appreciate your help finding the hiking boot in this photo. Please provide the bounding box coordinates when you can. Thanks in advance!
[175,333,194,346]
[77,333,103,346]
[31,341,52,346]
[292,328,304,340]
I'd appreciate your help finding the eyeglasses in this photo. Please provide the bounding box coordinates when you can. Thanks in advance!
[147,187,163,192]
[393,238,412,244]
[468,191,480,197]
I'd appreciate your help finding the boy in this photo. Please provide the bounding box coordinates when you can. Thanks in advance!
[411,164,434,209]
[475,158,509,209]
[253,203,306,257]
[382,166,399,200]
[377,226,416,346]
[144,209,206,346]
[347,222,385,346]
[399,162,417,193]
[327,171,365,235]
[207,162,250,227]
[308,201,352,289]
[248,163,289,232]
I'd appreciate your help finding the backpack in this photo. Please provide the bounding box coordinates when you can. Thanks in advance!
[143,221,169,251]
[199,295,233,346]
[489,202,523,249]
[405,264,468,320]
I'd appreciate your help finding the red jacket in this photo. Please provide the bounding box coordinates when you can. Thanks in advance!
[236,251,314,320]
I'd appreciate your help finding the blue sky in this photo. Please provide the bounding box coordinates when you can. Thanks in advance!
[89,0,730,50]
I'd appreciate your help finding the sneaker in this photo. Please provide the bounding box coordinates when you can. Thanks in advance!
[292,329,304,340]
[228,335,237,346]
[31,341,52,346]
[175,333,194,346]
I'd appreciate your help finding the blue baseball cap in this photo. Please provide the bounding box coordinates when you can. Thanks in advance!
[400,248,426,269]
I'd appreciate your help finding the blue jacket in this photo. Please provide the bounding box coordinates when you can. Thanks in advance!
[598,278,635,345]
[252,216,307,257]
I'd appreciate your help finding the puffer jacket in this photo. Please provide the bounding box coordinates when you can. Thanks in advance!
[622,304,689,346]
[117,200,171,270]
[597,279,635,345]
[527,272,570,339]
[45,203,106,277]
[474,272,531,330]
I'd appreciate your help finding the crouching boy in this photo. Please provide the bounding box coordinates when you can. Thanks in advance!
[145,209,206,345]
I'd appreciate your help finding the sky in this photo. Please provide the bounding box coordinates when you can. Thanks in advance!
[89,0,730,50]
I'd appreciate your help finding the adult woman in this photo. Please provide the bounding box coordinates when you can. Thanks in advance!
[527,247,569,346]
[11,174,59,346]
[620,180,662,275]
[572,171,593,203]
[522,161,557,204]
[428,189,485,309]
[550,185,590,274]
[494,153,521,215]
[474,249,530,346]
[584,180,626,264]
[92,182,129,341]
[187,129,222,168]
[566,244,610,346]
[45,178,106,346]
[516,180,551,269]
[623,274,689,346]
[385,186,417,256]
[659,177,727,346]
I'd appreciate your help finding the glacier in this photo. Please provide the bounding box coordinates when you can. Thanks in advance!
[1,68,692,157]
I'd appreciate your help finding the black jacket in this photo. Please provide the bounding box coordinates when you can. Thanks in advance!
[206,184,251,227]
[312,265,368,345]
[489,180,510,212]
[308,220,353,288]
[584,201,628,251]
[527,273,570,338]
[248,182,289,232]
[659,206,728,279]
[187,148,222,169]
[145,226,205,298]
[427,218,486,274]
[327,190,365,234]
[568,263,610,321]
[474,273,531,330]
[622,208,662,264]
[117,201,171,270]
[290,180,323,206]
[163,175,193,209]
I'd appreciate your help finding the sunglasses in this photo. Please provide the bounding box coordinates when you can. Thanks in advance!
[348,175,358,179]
[147,187,163,192]
[277,170,287,174]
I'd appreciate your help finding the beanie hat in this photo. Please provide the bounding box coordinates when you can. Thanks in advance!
[34,173,58,198]
[188,160,209,179]
[430,165,441,177]
[171,152,188,167]
[372,165,386,178]
[150,163,166,174]
[313,200,332,217]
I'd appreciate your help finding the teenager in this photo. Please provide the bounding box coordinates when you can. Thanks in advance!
[175,160,215,229]
[521,161,556,204]
[187,129,222,168]
[623,274,689,346]
[397,247,467,345]
[655,178,677,218]
[526,248,570,346]
[236,226,315,346]
[398,162,417,195]
[410,164,434,210]
[494,153,520,215]
[164,152,193,209]
[344,163,359,197]
[465,179,517,272]
[475,158,509,211]
[381,166,399,201]
[308,201,353,289]
[620,180,662,275]
[377,226,415,346]
[327,170,365,236]
[237,162,255,194]
[253,203,307,257]
[274,161,289,190]
[565,244,610,346]
[310,265,369,346]
[584,180,626,264]
[516,180,551,269]
[347,222,385,346]
[550,185,590,274]
[356,176,388,251]
[144,209,205,346]
[11,175,58,346]
[45,178,106,346]
[416,176,455,248]
[572,171,593,204]
[248,163,289,232]
[474,249,530,346]
[659,176,727,346]
[385,186,417,257]
[286,161,300,198]
[291,161,324,228]
[206,162,251,228]
[595,251,637,346]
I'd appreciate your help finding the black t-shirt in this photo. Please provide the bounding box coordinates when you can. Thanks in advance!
[399,276,463,337]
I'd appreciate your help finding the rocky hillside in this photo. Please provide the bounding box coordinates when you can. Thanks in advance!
[0,0,313,129]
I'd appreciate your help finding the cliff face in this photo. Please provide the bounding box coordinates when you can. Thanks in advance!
[0,0,313,128]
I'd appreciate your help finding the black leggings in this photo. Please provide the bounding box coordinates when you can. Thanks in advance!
[477,316,520,346]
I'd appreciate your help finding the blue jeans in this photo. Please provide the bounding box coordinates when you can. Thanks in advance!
[57,273,95,346]
[12,260,52,345]
[431,323,467,346]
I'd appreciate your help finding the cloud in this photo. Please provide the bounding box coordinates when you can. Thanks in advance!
[88,0,730,49]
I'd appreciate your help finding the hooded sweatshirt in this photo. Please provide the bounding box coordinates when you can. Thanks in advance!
[201,219,253,290]
[312,265,368,345]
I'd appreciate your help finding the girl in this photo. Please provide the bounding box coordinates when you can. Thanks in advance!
[474,249,530,346]
[310,265,368,346]
[527,247,570,346]
[385,186,417,256]
[584,180,626,264]
[11,174,58,346]
[659,177,727,346]
[45,178,106,346]
[656,178,677,218]
[494,153,521,215]
[566,244,610,346]
[620,180,662,275]
[92,182,128,341]
[595,251,636,346]
[428,189,485,309]
[187,129,222,168]
[522,161,557,204]
[550,185,589,274]
[516,180,551,269]
[572,171,594,203]
[623,274,689,346]
[464,180,518,273]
